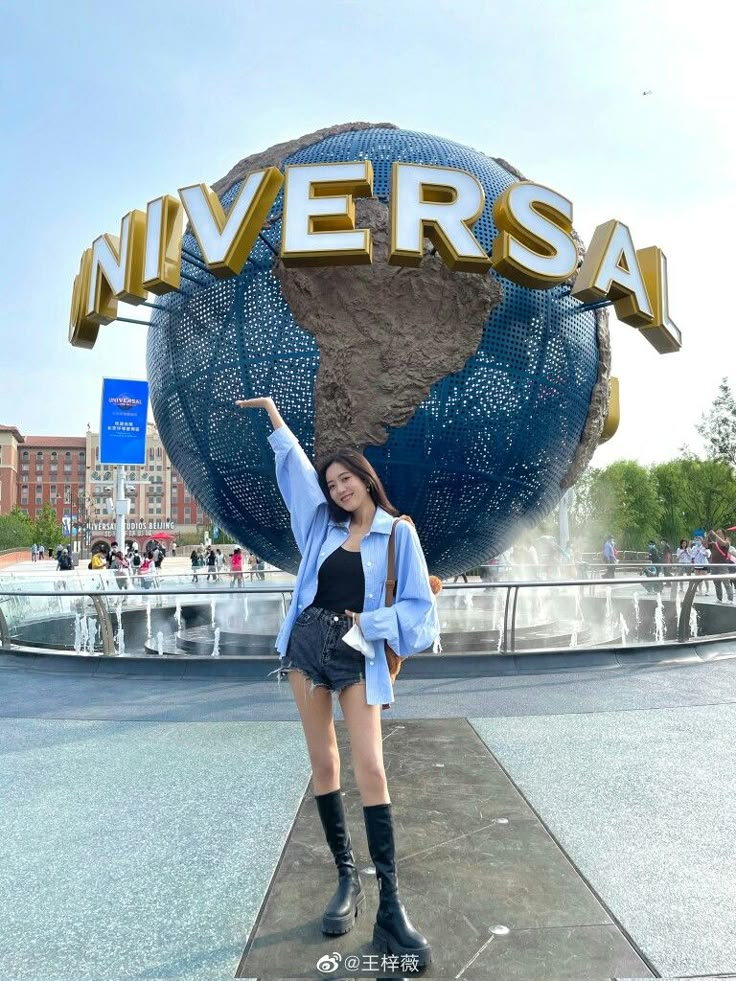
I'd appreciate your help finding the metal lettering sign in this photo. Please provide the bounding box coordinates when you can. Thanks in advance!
[99,378,149,465]
[69,160,680,356]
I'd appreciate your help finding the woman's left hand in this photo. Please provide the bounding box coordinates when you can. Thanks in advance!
[345,610,360,627]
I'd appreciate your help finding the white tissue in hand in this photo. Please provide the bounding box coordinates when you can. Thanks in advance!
[342,622,374,659]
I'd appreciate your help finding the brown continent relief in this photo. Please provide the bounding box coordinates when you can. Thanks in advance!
[274,197,502,460]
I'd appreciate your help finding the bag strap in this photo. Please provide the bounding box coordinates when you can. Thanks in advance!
[385,515,412,609]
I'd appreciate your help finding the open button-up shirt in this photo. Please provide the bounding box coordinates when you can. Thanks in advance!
[268,424,439,706]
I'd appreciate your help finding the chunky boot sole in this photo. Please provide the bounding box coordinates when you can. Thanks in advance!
[321,889,366,935]
[373,923,432,967]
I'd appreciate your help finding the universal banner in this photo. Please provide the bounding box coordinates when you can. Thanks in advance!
[99,378,149,464]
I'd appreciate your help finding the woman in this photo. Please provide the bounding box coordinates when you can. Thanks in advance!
[690,537,710,594]
[710,530,735,601]
[236,395,438,967]
[230,547,244,587]
[675,538,692,593]
[139,550,156,589]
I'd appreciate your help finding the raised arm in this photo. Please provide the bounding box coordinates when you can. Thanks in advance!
[235,396,327,554]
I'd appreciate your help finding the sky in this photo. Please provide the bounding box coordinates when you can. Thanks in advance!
[1,0,732,468]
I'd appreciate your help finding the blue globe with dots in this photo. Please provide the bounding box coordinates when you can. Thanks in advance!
[147,125,605,577]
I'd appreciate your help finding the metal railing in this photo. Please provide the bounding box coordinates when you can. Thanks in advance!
[2,570,736,659]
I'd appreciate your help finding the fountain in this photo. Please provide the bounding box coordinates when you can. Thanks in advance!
[174,597,182,631]
[73,614,82,653]
[87,618,97,654]
[146,597,152,640]
[157,631,164,657]
[212,627,221,657]
[210,597,217,628]
[654,594,666,642]
[633,592,641,630]
[115,626,125,656]
[689,607,699,639]
[80,615,89,652]
[619,613,629,646]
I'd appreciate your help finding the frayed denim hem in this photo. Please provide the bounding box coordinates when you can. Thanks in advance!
[267,661,365,699]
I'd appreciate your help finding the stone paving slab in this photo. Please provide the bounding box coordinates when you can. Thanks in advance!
[0,719,310,981]
[237,719,652,980]
[472,705,736,978]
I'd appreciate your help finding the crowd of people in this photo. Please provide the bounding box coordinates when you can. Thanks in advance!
[603,530,736,599]
[188,545,265,584]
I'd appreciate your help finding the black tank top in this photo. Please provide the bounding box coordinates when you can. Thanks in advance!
[311,547,365,614]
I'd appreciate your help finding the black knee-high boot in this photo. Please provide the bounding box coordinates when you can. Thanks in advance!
[315,790,366,935]
[363,803,432,967]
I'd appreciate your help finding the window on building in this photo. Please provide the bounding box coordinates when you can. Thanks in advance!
[64,487,71,504]
[21,474,28,483]
[21,462,29,472]
[35,495,43,505]
[65,451,71,460]
[36,451,43,462]
[51,451,57,461]
[79,451,85,461]
[22,450,28,461]
[20,488,28,504]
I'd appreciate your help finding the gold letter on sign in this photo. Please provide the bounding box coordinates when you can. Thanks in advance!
[491,182,578,289]
[143,195,183,295]
[636,247,682,353]
[179,168,283,278]
[69,248,99,349]
[572,220,653,327]
[599,376,620,443]
[280,161,374,266]
[389,163,491,273]
[86,210,147,325]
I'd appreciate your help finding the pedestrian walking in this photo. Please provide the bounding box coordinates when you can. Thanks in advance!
[230,547,244,587]
[602,535,617,578]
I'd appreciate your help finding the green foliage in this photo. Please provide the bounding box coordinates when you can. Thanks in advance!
[587,461,663,550]
[0,507,35,551]
[696,377,736,468]
[567,454,736,553]
[665,458,736,535]
[33,505,63,553]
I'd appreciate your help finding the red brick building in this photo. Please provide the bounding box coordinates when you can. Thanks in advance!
[0,424,209,541]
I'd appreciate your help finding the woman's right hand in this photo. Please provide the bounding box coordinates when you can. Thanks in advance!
[235,396,274,410]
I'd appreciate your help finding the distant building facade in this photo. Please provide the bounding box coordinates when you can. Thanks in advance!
[0,422,209,542]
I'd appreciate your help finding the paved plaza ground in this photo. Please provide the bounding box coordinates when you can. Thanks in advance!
[1,558,735,980]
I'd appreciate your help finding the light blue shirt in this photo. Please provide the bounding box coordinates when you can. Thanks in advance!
[268,424,440,706]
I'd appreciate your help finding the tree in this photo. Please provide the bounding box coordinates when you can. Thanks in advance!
[587,461,662,550]
[674,458,736,534]
[696,377,736,468]
[651,461,690,545]
[0,507,35,551]
[33,505,63,554]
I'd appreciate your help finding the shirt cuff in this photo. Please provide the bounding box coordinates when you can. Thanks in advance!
[267,425,298,452]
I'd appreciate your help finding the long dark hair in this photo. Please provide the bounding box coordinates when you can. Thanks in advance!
[317,449,400,523]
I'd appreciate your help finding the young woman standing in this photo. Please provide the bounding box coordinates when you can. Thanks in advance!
[236,396,439,967]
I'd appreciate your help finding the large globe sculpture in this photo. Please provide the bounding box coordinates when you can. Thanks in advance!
[148,124,609,577]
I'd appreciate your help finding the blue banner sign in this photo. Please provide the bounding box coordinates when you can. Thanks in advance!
[100,378,149,464]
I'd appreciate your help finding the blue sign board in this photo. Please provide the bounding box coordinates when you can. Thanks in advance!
[100,378,149,465]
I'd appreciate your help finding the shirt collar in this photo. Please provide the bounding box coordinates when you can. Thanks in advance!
[328,506,395,536]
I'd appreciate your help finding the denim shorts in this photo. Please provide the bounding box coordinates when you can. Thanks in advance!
[272,605,366,698]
